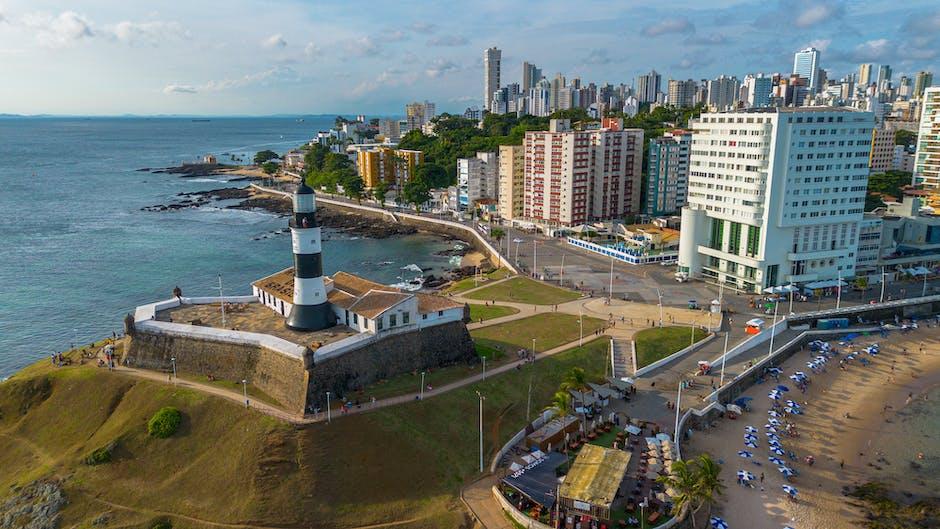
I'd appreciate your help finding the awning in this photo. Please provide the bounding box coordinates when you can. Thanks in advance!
[803,279,847,289]
[746,318,765,327]
[502,452,568,508]
[763,285,798,294]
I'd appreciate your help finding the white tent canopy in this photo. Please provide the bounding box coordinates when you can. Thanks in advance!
[763,285,798,294]
[803,279,847,289]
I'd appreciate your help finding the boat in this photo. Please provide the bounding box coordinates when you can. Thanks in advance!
[191,118,211,122]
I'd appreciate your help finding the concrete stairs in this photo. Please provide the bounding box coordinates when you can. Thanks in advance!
[611,338,633,380]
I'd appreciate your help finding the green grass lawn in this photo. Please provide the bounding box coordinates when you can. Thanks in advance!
[176,374,281,408]
[445,268,512,294]
[464,276,581,305]
[634,326,709,369]
[468,303,519,322]
[471,313,606,356]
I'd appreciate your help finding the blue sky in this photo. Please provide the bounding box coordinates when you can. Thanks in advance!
[0,0,938,115]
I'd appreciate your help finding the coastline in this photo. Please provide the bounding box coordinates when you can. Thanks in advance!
[685,326,940,529]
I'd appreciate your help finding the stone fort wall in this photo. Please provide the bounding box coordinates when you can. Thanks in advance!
[123,330,311,414]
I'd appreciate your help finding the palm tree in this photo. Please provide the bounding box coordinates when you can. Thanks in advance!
[545,390,572,418]
[560,367,588,392]
[693,454,724,519]
[656,459,700,528]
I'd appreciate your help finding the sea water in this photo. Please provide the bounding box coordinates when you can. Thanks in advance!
[0,117,456,378]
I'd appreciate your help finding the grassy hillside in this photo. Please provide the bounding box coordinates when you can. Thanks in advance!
[0,338,610,529]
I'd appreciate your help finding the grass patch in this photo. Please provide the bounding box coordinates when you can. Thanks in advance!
[634,326,709,369]
[468,304,519,322]
[464,276,581,305]
[471,313,606,356]
[83,440,117,465]
[176,374,281,408]
[147,407,182,438]
[446,269,512,294]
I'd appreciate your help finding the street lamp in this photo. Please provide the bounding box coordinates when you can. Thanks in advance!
[719,332,730,389]
[170,356,177,385]
[922,267,929,297]
[482,356,487,381]
[656,288,664,328]
[475,390,485,473]
[578,308,584,347]
[217,273,227,328]
[560,253,566,287]
[532,338,536,358]
[326,391,332,423]
[673,377,682,444]
[241,379,248,408]
[420,371,426,400]
[608,256,614,304]
[836,270,842,309]
[880,266,887,303]
[766,298,779,359]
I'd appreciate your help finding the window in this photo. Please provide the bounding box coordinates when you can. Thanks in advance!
[389,313,397,327]
[728,222,742,255]
[746,225,760,257]
[403,312,410,324]
[709,218,724,250]
[377,317,384,330]
[438,310,444,316]
[353,313,359,325]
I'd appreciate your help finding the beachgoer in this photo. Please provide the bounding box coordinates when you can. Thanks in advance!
[760,472,764,483]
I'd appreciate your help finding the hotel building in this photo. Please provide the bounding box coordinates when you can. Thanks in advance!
[914,86,940,189]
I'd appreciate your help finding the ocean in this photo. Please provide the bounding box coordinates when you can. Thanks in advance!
[0,117,457,378]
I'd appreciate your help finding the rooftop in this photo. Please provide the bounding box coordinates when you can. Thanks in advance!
[156,302,357,350]
[558,444,631,508]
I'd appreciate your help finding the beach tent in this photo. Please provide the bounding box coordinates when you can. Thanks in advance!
[710,517,729,529]
[782,485,798,497]
[737,450,753,458]
[763,285,797,294]
[726,404,743,415]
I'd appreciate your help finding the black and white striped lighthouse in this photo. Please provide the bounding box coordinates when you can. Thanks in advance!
[286,179,335,331]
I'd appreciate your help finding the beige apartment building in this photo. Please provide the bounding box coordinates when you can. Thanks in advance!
[869,126,895,173]
[498,144,524,220]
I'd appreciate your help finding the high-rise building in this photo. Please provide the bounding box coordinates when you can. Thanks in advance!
[404,101,435,132]
[549,73,567,111]
[869,126,896,173]
[483,47,501,111]
[523,119,643,227]
[667,79,697,108]
[877,64,892,94]
[793,47,821,93]
[636,70,661,104]
[645,130,691,216]
[356,147,424,188]
[678,107,875,293]
[914,87,940,189]
[707,75,740,111]
[459,152,499,205]
[528,78,552,117]
[914,71,934,100]
[377,119,401,142]
[522,61,542,91]
[744,73,773,108]
[859,64,873,87]
[498,144,525,220]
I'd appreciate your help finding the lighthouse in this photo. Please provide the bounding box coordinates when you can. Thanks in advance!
[286,179,335,331]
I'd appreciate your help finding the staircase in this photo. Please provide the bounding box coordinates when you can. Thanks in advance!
[610,338,633,380]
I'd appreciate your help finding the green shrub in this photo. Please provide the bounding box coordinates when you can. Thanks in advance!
[149,517,172,529]
[83,441,117,465]
[147,407,182,438]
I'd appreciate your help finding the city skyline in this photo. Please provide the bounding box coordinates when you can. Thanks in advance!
[1,0,939,116]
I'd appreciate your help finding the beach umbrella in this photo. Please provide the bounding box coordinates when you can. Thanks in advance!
[744,426,758,433]
[768,410,781,417]
[789,374,803,381]
[783,526,795,529]
[782,484,798,496]
[737,470,754,481]
[767,434,780,442]
[768,367,783,374]
[785,400,799,407]
[768,456,785,465]
[770,447,786,456]
[765,426,778,433]
[738,450,753,458]
[768,418,781,425]
[785,407,802,415]
[778,466,795,476]
[776,385,790,392]
[745,441,758,449]
[710,517,729,529]
[768,392,781,400]
[795,371,806,378]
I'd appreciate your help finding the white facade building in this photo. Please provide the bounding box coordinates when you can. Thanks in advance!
[914,86,940,189]
[793,47,821,93]
[678,107,875,293]
[459,152,499,205]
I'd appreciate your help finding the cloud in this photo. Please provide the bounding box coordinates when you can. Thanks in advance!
[346,36,381,57]
[757,0,844,29]
[901,10,940,33]
[409,22,436,34]
[351,68,416,96]
[794,2,842,28]
[684,34,730,46]
[427,35,468,47]
[673,55,715,70]
[162,84,197,94]
[163,66,295,95]
[805,39,831,52]
[22,10,94,48]
[303,41,320,58]
[262,33,287,49]
[425,58,459,78]
[641,17,694,37]
[385,30,409,42]
[111,20,187,46]
[583,49,613,65]
[449,95,477,103]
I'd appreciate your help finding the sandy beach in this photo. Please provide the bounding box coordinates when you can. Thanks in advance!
[685,325,940,529]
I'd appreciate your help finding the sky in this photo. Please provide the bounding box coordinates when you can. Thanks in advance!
[0,0,938,116]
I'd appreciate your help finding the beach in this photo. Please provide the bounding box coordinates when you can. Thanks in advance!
[685,325,940,529]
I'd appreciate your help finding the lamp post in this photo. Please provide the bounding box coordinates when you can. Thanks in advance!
[526,374,533,422]
[923,267,928,297]
[326,391,332,423]
[533,239,538,276]
[608,256,614,303]
[656,288,664,328]
[532,338,536,359]
[673,378,683,444]
[420,371,426,400]
[766,299,779,359]
[836,270,842,309]
[170,356,177,385]
[788,283,795,314]
[475,390,485,473]
[578,308,583,347]
[880,266,887,303]
[217,273,227,328]
[719,332,730,388]
[241,379,248,408]
[560,253,566,287]
[482,356,487,381]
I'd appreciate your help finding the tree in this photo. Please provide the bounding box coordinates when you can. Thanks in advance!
[373,181,389,208]
[656,459,701,528]
[694,454,724,519]
[414,162,451,188]
[401,177,431,211]
[254,150,279,165]
[560,367,588,392]
[491,228,505,247]
[303,144,330,174]
[337,168,365,204]
[261,161,279,175]
[545,390,572,418]
[895,129,917,149]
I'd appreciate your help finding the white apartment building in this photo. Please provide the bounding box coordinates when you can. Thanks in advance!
[484,47,501,111]
[793,47,820,93]
[914,86,940,189]
[523,119,643,228]
[458,152,499,206]
[498,145,525,220]
[678,107,875,293]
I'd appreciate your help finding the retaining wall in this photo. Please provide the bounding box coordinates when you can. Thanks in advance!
[634,332,717,377]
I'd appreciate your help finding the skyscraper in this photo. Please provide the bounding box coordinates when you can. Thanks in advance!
[877,65,892,94]
[793,47,820,93]
[744,73,773,108]
[678,107,874,293]
[707,75,740,111]
[483,47,501,111]
[522,61,542,91]
[914,71,934,100]
[636,70,661,104]
[667,79,697,108]
[645,130,691,216]
[914,87,940,189]
[859,64,873,86]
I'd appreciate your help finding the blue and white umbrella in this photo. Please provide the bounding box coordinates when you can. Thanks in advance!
[776,385,790,392]
[771,447,786,456]
[794,371,807,378]
[783,526,795,529]
[745,434,758,441]
[778,466,795,476]
[785,407,802,415]
[768,456,785,465]
[738,450,753,458]
[768,410,781,417]
[768,418,781,425]
[745,441,758,448]
[765,426,778,433]
[745,426,758,434]
[768,391,781,400]
[767,435,780,443]
[789,374,803,381]
[710,517,729,529]
[737,470,755,481]
[785,400,800,407]
[782,484,798,496]
[768,367,783,375]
